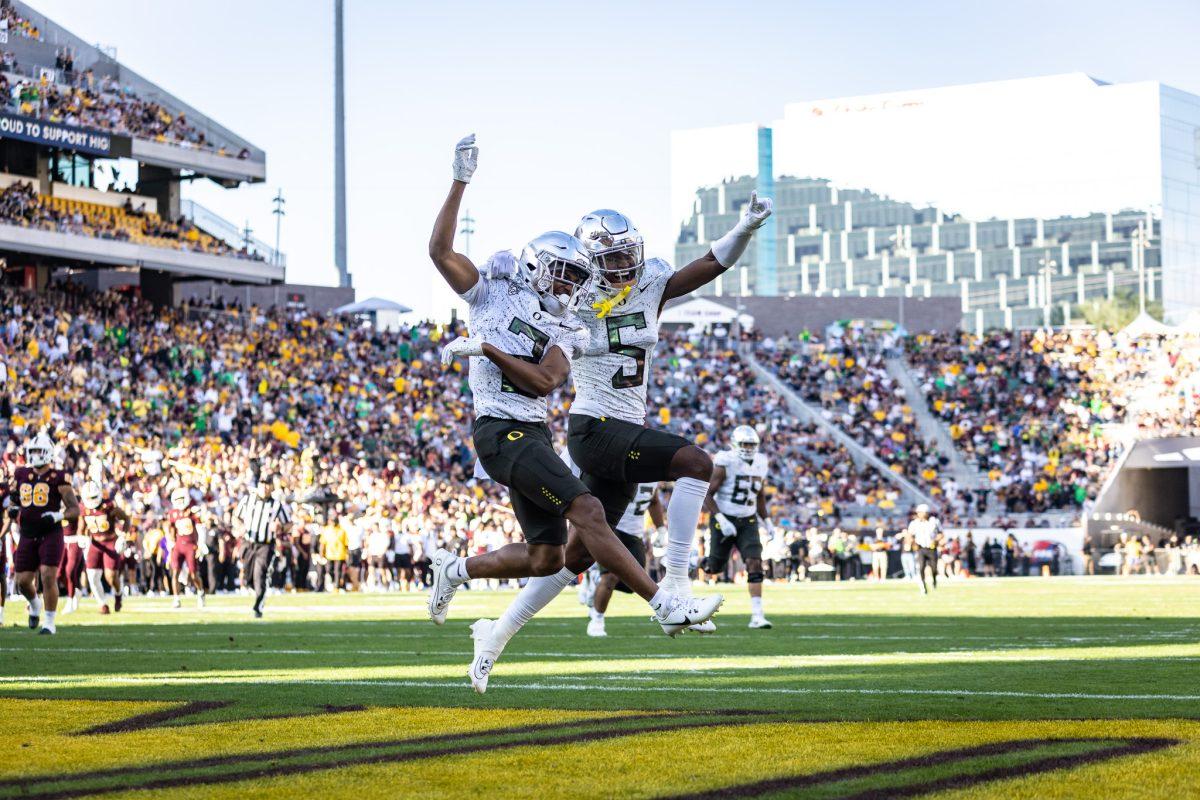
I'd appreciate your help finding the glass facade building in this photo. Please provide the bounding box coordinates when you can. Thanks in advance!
[671,74,1199,326]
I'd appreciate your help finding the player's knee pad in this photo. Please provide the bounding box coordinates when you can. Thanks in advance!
[747,571,764,584]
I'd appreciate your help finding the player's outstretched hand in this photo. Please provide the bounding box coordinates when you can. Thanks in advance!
[744,190,773,230]
[715,513,736,538]
[481,250,517,280]
[441,336,484,365]
[453,134,478,183]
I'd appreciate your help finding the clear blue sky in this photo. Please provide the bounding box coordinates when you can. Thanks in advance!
[34,0,1200,318]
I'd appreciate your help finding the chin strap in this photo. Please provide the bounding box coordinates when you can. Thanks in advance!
[591,284,632,319]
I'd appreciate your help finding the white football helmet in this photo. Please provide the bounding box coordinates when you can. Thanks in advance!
[170,487,191,511]
[24,431,54,468]
[518,231,593,316]
[81,481,103,510]
[574,210,644,296]
[731,425,760,463]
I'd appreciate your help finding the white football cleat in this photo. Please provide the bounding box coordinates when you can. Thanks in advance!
[656,594,723,638]
[172,597,182,609]
[469,618,501,694]
[689,619,718,634]
[748,615,773,629]
[197,594,206,609]
[38,623,56,635]
[428,548,463,626]
[586,616,607,637]
[659,576,715,633]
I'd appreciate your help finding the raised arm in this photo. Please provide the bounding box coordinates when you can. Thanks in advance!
[662,191,773,303]
[427,135,481,295]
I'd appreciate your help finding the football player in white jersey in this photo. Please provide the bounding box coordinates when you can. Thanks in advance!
[466,182,772,692]
[586,482,664,638]
[704,426,775,629]
[426,135,721,643]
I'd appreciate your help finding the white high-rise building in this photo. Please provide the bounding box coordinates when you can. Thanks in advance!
[671,73,1200,324]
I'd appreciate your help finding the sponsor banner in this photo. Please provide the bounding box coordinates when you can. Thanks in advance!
[0,112,128,157]
[944,526,1085,575]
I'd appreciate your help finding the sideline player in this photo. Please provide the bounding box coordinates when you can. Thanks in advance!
[7,431,79,634]
[586,482,662,638]
[166,486,206,609]
[427,134,721,638]
[468,186,772,691]
[704,426,774,629]
[908,503,942,594]
[80,481,131,614]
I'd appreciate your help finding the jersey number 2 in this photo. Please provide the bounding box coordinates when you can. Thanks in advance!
[605,312,647,389]
[500,318,551,398]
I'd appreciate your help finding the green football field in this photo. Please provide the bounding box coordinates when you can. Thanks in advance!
[1,576,1198,798]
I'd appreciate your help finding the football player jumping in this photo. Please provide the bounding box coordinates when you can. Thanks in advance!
[79,481,132,615]
[426,134,722,642]
[5,431,79,634]
[468,168,772,692]
[704,425,775,629]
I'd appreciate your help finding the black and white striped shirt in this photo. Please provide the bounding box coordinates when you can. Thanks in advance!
[235,493,292,545]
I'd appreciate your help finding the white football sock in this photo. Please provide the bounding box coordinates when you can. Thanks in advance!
[492,567,574,647]
[87,570,106,606]
[44,610,56,626]
[0,606,5,624]
[450,557,471,584]
[666,477,708,586]
[29,596,42,617]
[649,588,672,617]
[750,596,763,616]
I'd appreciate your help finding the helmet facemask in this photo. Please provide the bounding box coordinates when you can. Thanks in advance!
[593,242,644,296]
[731,425,760,464]
[544,257,592,314]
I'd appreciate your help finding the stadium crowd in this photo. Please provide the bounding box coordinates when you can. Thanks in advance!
[0,181,266,260]
[0,285,1197,610]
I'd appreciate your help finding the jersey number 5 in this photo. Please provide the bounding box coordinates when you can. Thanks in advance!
[500,318,551,398]
[605,312,647,389]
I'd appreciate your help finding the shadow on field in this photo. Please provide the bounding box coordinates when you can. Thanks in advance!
[1,612,1198,723]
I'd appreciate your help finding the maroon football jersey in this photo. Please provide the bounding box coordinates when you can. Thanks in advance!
[167,508,200,544]
[82,500,119,542]
[12,466,68,536]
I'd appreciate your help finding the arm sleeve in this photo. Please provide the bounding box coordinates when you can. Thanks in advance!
[458,273,488,306]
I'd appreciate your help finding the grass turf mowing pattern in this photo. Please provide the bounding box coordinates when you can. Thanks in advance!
[1,577,1198,797]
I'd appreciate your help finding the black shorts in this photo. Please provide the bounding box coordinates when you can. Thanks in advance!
[474,416,589,546]
[348,548,362,568]
[567,414,689,527]
[396,553,413,570]
[703,514,762,573]
[597,529,647,594]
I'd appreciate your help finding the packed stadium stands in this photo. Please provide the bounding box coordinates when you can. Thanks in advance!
[2,282,1197,603]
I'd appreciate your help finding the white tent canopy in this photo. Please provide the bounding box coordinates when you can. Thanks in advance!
[660,297,753,330]
[1117,311,1175,339]
[333,297,413,315]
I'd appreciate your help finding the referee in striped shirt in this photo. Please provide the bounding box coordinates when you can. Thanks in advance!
[235,473,292,618]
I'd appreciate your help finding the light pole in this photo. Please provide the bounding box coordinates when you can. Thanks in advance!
[1038,249,1057,329]
[458,209,475,260]
[242,219,254,255]
[1133,220,1147,315]
[271,189,285,267]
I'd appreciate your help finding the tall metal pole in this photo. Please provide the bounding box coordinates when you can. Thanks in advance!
[459,209,475,261]
[1135,220,1146,315]
[334,0,350,288]
[272,189,286,267]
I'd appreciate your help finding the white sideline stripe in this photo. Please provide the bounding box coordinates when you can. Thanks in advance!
[1,673,1197,702]
[0,646,677,659]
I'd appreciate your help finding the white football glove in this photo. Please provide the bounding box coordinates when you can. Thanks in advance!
[453,134,478,183]
[441,336,484,365]
[561,327,592,359]
[652,525,668,549]
[714,513,736,538]
[42,510,64,524]
[481,250,518,281]
[711,190,774,267]
[759,516,775,536]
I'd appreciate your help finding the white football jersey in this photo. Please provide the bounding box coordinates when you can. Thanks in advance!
[713,450,769,518]
[616,482,658,537]
[459,274,585,423]
[570,257,673,424]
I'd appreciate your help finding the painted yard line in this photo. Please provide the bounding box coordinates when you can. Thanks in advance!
[1,672,1198,702]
